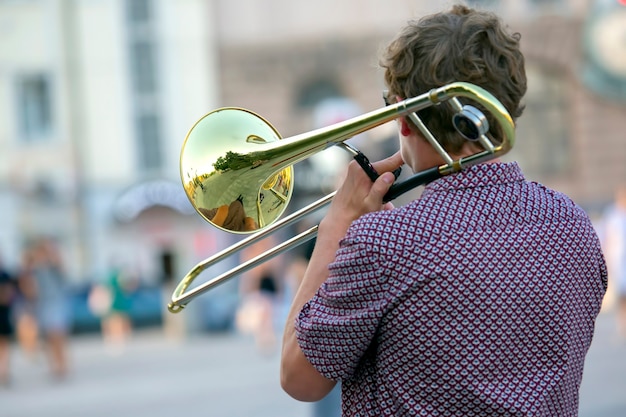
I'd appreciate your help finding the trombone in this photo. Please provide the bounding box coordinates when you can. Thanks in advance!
[168,82,515,313]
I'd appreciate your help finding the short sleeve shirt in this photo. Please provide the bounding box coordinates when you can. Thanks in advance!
[296,162,607,417]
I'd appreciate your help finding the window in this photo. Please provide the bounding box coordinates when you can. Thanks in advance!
[136,113,163,171]
[17,74,53,141]
[126,0,161,173]
[513,67,571,178]
[127,0,151,23]
[130,40,157,94]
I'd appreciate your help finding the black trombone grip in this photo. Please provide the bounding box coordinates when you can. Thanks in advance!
[352,150,381,182]
[352,150,403,183]
[383,166,442,203]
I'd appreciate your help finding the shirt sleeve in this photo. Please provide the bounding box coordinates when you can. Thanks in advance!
[295,221,394,381]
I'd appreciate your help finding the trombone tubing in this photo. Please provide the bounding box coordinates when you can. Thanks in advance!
[168,192,335,312]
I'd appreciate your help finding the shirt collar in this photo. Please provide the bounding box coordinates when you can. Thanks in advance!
[421,162,525,196]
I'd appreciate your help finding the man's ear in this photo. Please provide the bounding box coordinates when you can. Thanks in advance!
[399,117,413,137]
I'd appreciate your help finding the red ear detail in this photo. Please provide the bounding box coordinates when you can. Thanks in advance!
[400,118,413,137]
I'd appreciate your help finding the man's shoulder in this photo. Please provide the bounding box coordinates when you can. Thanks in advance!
[524,181,591,219]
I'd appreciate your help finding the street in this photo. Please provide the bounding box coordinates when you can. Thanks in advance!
[1,311,625,417]
[1,329,307,417]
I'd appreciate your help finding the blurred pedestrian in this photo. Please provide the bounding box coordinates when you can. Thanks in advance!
[603,185,626,339]
[99,262,137,354]
[18,238,71,379]
[236,237,285,355]
[0,253,16,386]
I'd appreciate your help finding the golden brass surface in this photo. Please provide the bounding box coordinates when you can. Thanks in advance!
[180,108,293,233]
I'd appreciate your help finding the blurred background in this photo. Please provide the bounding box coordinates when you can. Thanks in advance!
[0,0,625,416]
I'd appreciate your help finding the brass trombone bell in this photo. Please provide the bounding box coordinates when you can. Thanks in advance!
[180,108,294,234]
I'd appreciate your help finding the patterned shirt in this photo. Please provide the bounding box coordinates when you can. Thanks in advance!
[296,162,607,417]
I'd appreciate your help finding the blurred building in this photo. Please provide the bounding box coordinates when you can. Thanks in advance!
[0,0,221,287]
[0,0,625,302]
[215,0,626,215]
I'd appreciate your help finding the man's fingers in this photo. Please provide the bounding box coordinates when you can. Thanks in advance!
[372,152,404,175]
[369,172,396,202]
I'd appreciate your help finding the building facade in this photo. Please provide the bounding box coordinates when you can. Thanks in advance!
[0,0,221,287]
[0,0,624,317]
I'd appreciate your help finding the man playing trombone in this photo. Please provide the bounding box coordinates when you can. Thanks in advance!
[280,4,607,416]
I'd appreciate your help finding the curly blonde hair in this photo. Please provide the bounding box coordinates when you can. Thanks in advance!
[380,5,527,152]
